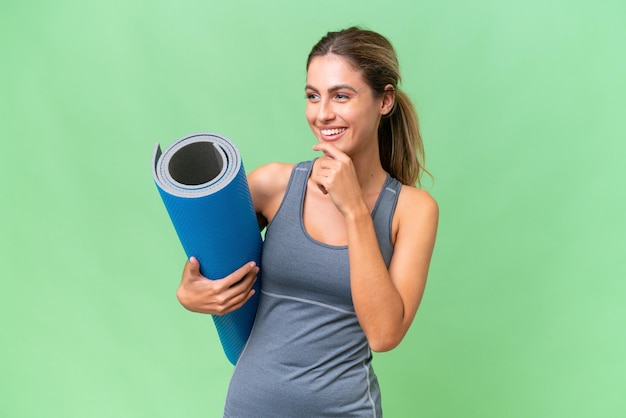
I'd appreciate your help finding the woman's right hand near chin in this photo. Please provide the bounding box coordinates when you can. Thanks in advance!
[176,256,259,316]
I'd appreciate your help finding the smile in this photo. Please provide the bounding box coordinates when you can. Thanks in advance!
[320,128,346,136]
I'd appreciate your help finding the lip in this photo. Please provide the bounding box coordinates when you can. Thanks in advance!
[319,127,347,142]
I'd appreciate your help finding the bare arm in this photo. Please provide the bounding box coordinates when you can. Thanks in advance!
[345,187,438,351]
[248,162,293,228]
[311,143,438,351]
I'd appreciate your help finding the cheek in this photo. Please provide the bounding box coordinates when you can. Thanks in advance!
[305,106,316,126]
[357,105,382,130]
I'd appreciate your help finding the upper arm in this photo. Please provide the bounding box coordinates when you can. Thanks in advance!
[388,187,439,329]
[247,162,294,229]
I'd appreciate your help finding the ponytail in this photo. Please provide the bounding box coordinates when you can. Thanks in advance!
[378,88,428,186]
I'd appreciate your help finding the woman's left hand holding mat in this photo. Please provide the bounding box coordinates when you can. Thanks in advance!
[177,256,259,316]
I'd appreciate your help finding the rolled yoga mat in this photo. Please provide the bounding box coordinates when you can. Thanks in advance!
[152,132,262,365]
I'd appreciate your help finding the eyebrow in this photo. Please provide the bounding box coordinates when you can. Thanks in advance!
[305,84,359,94]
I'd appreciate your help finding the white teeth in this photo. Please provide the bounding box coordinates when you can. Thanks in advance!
[321,128,346,136]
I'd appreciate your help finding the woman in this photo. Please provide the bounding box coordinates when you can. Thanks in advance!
[177,27,438,417]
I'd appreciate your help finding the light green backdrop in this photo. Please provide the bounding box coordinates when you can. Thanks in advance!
[1,0,624,417]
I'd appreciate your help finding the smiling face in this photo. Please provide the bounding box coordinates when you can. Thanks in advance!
[305,54,394,158]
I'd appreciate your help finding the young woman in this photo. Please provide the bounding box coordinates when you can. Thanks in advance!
[177,27,439,417]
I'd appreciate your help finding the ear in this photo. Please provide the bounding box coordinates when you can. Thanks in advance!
[380,84,395,116]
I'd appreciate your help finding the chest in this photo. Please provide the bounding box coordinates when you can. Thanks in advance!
[302,179,381,247]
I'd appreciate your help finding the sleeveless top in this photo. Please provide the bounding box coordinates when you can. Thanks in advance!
[223,160,402,417]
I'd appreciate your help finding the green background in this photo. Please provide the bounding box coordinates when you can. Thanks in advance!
[2,0,624,417]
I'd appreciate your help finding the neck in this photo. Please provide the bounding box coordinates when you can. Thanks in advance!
[350,149,387,194]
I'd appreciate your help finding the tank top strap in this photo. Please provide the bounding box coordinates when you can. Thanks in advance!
[266,160,313,229]
[272,160,399,267]
[371,174,402,267]
[283,160,313,211]
[290,160,314,195]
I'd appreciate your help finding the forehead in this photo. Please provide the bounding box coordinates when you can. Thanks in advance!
[306,54,366,88]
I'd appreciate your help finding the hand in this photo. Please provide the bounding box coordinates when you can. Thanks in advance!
[176,256,259,316]
[311,142,365,216]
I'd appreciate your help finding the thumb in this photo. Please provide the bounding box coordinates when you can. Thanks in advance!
[187,256,202,277]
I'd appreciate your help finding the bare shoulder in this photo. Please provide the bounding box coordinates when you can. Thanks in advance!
[398,186,438,215]
[248,162,294,198]
[396,186,439,231]
[248,163,295,221]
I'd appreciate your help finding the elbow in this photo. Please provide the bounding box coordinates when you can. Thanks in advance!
[364,319,411,352]
[368,334,403,353]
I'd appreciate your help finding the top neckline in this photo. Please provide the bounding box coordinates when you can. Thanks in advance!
[298,159,392,249]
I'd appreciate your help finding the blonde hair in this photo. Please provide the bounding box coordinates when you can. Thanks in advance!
[307,27,429,186]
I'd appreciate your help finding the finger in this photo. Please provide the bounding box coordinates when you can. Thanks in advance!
[212,269,259,314]
[222,261,258,287]
[312,169,330,194]
[182,256,203,283]
[224,270,258,303]
[243,266,260,291]
[313,142,345,160]
[227,264,259,290]
[212,287,256,316]
[311,168,329,194]
[188,256,201,273]
[228,288,257,313]
[312,142,335,157]
[317,156,339,171]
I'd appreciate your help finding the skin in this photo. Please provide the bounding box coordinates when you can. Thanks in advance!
[178,53,439,352]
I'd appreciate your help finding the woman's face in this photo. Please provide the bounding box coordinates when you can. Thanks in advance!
[305,54,393,157]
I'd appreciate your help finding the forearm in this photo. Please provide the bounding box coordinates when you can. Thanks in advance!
[345,207,406,352]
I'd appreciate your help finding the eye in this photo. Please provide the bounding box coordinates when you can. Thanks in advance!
[305,92,320,102]
[334,93,351,101]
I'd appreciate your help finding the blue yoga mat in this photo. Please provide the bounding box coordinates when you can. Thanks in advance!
[152,132,262,365]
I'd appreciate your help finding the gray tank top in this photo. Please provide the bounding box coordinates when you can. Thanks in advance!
[223,160,402,417]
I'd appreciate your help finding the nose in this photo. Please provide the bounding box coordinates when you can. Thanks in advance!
[317,99,335,122]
